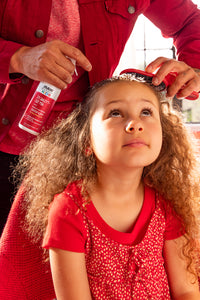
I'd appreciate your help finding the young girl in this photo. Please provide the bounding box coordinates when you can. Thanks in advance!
[15,74,200,299]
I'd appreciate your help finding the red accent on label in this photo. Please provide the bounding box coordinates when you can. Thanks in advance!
[19,92,56,134]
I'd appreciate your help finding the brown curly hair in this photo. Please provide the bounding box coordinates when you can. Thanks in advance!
[14,76,200,278]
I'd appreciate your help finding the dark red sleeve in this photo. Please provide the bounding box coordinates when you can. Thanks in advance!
[144,0,200,69]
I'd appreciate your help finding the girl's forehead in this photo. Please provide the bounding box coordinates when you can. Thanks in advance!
[94,80,160,107]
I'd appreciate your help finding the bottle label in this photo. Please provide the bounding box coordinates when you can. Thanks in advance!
[19,91,56,135]
[38,83,61,100]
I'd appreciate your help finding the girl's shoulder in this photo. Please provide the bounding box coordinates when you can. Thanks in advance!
[43,181,87,252]
[144,187,184,240]
[51,181,84,214]
[156,193,184,240]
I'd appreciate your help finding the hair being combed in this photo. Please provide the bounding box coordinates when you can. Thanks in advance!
[14,76,200,278]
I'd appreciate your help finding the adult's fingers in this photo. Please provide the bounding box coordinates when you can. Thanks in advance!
[146,57,200,99]
[9,40,92,89]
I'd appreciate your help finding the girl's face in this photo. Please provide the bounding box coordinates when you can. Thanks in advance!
[90,81,163,171]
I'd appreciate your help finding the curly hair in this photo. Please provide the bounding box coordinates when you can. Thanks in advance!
[14,76,200,278]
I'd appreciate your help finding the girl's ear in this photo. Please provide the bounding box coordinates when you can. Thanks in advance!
[85,146,93,157]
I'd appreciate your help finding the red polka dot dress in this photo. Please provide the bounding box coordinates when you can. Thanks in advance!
[43,182,183,299]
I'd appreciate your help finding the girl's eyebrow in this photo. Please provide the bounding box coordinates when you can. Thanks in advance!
[141,99,158,108]
[105,99,124,106]
[105,98,157,107]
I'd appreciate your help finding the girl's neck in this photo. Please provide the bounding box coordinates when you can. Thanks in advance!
[89,164,144,206]
[88,166,144,233]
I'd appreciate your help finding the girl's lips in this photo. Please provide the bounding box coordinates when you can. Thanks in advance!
[123,139,147,147]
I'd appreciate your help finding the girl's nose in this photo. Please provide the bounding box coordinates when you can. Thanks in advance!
[125,120,143,133]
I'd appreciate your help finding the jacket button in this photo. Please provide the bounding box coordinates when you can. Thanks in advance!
[21,77,29,85]
[2,118,10,125]
[35,29,44,38]
[128,5,135,14]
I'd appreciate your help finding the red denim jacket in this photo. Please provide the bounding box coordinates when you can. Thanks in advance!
[0,0,200,154]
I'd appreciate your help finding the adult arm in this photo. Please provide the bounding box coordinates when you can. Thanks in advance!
[0,37,25,83]
[49,248,92,300]
[9,40,92,90]
[144,0,200,69]
[144,0,200,98]
[0,0,91,87]
[164,236,200,300]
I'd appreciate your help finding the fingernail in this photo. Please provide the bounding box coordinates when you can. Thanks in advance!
[147,66,152,72]
[153,77,159,85]
[67,77,72,84]
[86,64,92,71]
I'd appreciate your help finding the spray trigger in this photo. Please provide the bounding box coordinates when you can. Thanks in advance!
[66,56,78,76]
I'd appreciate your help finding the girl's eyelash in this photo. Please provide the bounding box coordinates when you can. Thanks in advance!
[108,107,153,118]
[141,107,153,115]
[108,109,122,117]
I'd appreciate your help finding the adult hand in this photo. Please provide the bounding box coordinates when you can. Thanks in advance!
[145,57,200,99]
[9,40,92,89]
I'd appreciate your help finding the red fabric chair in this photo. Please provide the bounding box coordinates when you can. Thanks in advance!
[0,188,56,299]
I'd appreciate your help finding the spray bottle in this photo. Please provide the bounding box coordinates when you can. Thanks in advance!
[19,58,77,136]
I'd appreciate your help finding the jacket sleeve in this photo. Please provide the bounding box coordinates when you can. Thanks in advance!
[0,0,25,84]
[0,38,24,84]
[144,0,200,69]
[0,0,51,84]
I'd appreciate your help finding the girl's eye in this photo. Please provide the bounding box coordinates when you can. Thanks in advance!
[108,109,122,118]
[141,108,153,117]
